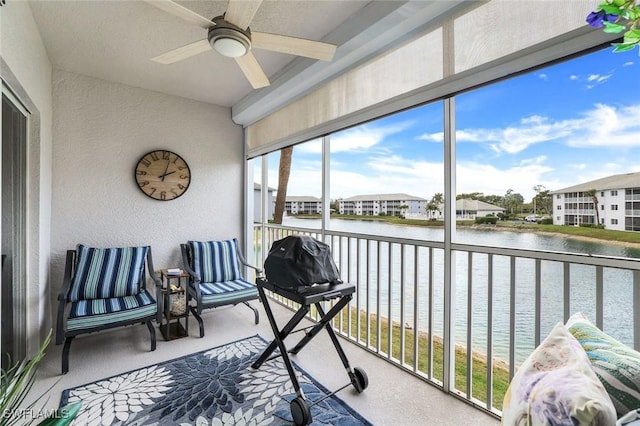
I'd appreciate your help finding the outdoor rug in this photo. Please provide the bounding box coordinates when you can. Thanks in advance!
[60,335,371,425]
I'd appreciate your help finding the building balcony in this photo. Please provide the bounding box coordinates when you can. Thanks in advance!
[30,295,498,425]
[27,223,640,423]
[253,223,640,420]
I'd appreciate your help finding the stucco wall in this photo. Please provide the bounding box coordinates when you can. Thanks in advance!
[50,70,243,299]
[1,1,54,354]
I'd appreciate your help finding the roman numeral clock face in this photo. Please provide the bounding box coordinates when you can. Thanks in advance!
[135,150,191,201]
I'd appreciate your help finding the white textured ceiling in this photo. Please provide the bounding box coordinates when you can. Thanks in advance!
[29,0,370,108]
[28,0,473,125]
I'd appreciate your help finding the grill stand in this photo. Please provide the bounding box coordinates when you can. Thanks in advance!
[252,278,368,425]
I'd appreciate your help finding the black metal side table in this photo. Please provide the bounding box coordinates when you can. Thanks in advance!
[159,269,190,340]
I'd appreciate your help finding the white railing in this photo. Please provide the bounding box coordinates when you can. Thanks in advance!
[253,223,640,417]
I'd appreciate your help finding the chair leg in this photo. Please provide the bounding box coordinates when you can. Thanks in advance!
[190,306,205,338]
[62,336,74,375]
[146,321,156,351]
[244,301,259,324]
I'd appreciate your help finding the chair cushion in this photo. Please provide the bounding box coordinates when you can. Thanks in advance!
[69,245,148,302]
[502,322,616,425]
[195,279,257,305]
[567,312,640,417]
[67,289,156,331]
[188,239,241,283]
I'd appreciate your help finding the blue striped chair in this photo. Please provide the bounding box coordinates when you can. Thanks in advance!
[181,239,260,337]
[55,244,161,374]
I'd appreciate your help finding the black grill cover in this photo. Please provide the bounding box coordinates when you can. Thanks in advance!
[264,235,341,290]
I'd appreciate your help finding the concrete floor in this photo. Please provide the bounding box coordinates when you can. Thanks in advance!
[30,301,500,425]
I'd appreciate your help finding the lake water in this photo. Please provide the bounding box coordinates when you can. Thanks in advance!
[278,217,640,364]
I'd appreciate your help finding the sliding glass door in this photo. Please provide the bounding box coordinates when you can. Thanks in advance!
[2,88,28,369]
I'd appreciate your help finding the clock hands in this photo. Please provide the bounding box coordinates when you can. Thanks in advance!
[159,160,174,181]
[159,170,176,180]
[137,150,190,201]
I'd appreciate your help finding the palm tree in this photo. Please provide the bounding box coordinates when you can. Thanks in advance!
[585,188,600,226]
[273,146,293,224]
[427,193,444,219]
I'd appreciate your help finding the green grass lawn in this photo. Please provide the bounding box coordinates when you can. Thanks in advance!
[498,221,640,244]
[290,213,640,246]
[272,213,640,412]
[331,307,510,411]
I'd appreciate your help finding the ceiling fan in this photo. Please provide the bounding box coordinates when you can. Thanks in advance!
[144,0,337,89]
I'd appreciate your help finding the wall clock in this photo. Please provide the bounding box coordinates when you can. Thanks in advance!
[134,150,191,201]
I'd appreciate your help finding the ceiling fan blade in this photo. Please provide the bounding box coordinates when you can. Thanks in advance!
[252,32,337,61]
[235,52,270,89]
[224,0,263,30]
[152,39,211,64]
[143,0,213,29]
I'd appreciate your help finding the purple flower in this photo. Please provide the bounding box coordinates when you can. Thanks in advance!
[586,10,618,28]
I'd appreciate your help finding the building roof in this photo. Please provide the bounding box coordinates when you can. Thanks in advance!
[253,183,276,192]
[550,172,640,194]
[340,193,427,202]
[456,199,505,212]
[286,196,321,202]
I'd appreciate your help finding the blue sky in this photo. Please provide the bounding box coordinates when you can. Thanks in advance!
[265,47,639,202]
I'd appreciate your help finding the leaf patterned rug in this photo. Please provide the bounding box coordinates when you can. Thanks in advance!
[59,335,371,425]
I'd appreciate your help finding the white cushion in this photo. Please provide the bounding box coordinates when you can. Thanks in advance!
[502,322,616,425]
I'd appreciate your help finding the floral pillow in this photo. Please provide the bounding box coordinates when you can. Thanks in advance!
[567,312,640,418]
[502,322,616,425]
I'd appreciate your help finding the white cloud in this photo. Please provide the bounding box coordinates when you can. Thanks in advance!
[518,156,547,166]
[569,163,587,170]
[538,73,549,81]
[294,121,414,154]
[565,104,640,148]
[327,155,445,199]
[586,73,612,83]
[419,103,640,154]
[623,61,634,67]
[293,139,323,154]
[570,72,613,89]
[330,154,554,201]
[418,131,443,142]
[456,160,554,200]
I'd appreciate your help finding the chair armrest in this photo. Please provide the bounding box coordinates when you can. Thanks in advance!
[56,250,76,345]
[237,248,264,278]
[145,247,163,322]
[180,244,204,310]
[180,244,200,282]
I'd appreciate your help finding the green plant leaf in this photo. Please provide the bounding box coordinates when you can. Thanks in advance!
[612,42,637,52]
[625,28,640,41]
[600,4,624,14]
[603,20,628,33]
[0,330,55,426]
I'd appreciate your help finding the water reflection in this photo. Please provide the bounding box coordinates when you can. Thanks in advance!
[274,218,640,363]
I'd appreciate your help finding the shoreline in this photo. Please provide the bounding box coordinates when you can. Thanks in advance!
[286,215,640,250]
[297,216,640,250]
[374,313,511,371]
[474,224,640,250]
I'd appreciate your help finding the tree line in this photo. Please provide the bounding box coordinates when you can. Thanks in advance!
[456,185,552,216]
[270,146,555,223]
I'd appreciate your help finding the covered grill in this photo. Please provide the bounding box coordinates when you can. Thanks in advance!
[252,235,368,425]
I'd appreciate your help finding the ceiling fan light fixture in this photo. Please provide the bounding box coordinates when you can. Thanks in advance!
[208,17,251,58]
[213,37,248,58]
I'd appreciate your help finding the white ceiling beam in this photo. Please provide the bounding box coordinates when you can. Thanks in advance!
[231,0,477,127]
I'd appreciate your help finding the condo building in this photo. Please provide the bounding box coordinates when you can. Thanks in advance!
[551,172,640,231]
[338,193,427,217]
